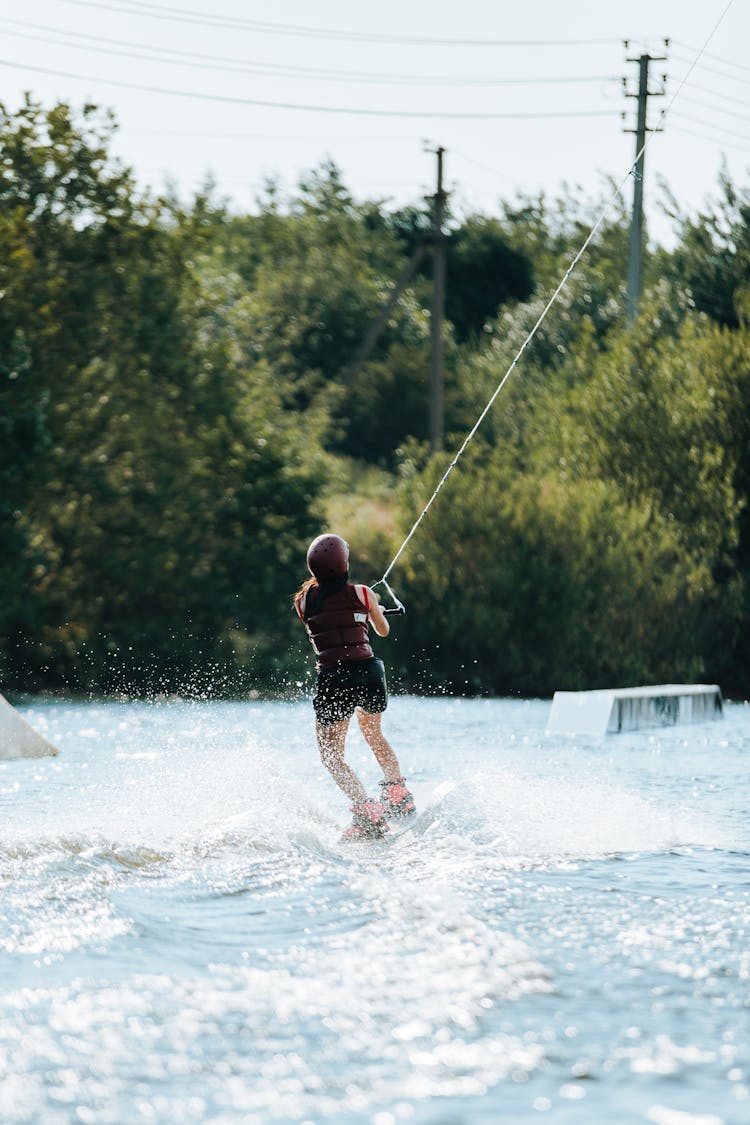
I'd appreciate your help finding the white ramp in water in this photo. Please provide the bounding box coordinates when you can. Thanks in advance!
[0,692,59,759]
[547,684,723,736]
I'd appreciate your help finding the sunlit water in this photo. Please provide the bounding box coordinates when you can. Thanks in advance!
[1,695,749,1124]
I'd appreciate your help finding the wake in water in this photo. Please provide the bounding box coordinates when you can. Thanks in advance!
[1,698,746,1124]
[0,726,724,875]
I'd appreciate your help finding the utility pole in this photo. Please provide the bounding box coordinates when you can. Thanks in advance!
[343,146,448,447]
[624,46,667,322]
[429,146,447,451]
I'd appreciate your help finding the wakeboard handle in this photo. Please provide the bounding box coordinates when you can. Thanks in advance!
[379,577,406,617]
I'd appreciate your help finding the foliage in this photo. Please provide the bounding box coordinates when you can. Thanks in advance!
[210,165,433,463]
[390,445,725,695]
[0,98,323,692]
[659,169,750,329]
[3,97,750,696]
[380,204,536,342]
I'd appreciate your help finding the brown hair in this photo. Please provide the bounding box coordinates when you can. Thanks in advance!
[293,576,318,615]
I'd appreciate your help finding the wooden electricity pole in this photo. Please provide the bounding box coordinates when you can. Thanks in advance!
[624,48,666,322]
[429,146,447,452]
[343,146,449,450]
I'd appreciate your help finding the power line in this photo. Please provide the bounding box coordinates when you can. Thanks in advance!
[670,108,750,143]
[689,81,750,109]
[57,0,622,47]
[671,50,750,86]
[678,91,750,123]
[670,123,750,155]
[127,129,419,141]
[0,57,621,121]
[0,21,620,88]
[451,150,512,182]
[673,39,750,76]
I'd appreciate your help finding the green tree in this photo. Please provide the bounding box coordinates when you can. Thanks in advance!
[0,96,137,682]
[391,447,724,695]
[660,169,750,329]
[380,204,535,341]
[0,98,325,691]
[211,164,433,464]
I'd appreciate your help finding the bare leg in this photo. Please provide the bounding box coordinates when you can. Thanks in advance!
[316,718,367,804]
[356,709,403,782]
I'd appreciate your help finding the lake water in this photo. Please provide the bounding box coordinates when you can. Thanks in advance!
[1,694,749,1125]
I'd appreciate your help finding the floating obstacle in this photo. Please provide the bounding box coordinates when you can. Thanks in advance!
[547,684,723,736]
[0,691,59,759]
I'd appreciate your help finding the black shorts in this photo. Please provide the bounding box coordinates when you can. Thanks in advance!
[313,658,388,726]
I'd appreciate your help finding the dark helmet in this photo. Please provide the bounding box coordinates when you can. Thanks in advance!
[306,533,350,580]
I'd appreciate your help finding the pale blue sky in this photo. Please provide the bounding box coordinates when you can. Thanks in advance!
[1,0,747,245]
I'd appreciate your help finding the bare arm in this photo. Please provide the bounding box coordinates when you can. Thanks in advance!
[357,585,389,637]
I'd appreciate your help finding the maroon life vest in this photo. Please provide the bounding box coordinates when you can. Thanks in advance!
[299,581,374,670]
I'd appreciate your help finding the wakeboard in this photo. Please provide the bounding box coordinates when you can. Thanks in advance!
[339,780,456,844]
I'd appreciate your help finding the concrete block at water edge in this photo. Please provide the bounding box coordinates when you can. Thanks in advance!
[0,691,59,759]
[546,684,723,736]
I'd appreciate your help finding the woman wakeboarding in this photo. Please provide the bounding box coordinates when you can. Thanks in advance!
[294,533,414,839]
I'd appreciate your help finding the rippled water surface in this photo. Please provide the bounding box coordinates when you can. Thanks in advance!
[1,695,749,1124]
